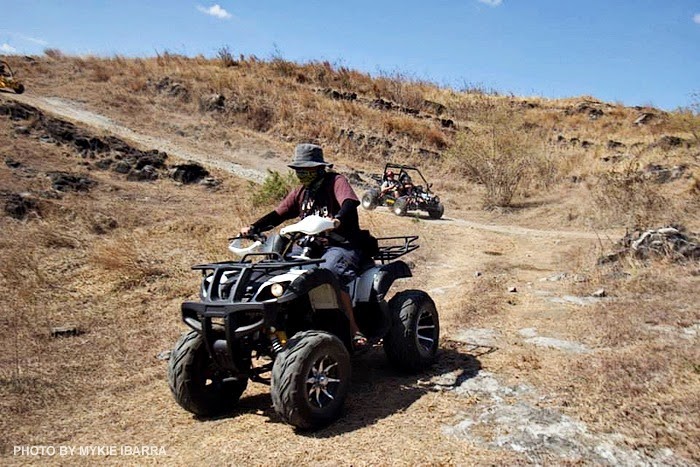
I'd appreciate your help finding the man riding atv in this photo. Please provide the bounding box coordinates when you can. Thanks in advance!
[168,144,440,429]
[242,144,374,351]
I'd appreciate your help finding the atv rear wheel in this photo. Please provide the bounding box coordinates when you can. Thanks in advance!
[393,196,409,216]
[384,290,440,372]
[361,189,379,210]
[168,330,248,417]
[428,203,444,219]
[271,330,351,429]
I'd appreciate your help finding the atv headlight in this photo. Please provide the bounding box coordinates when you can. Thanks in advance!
[270,283,285,297]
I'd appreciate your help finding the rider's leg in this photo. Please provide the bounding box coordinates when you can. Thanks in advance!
[321,246,368,348]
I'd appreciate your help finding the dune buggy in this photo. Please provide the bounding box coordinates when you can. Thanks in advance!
[0,60,25,94]
[167,215,440,429]
[361,163,444,219]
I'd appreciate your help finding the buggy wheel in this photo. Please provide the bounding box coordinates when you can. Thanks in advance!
[167,330,247,417]
[393,196,409,216]
[361,189,379,210]
[271,330,350,429]
[384,290,440,372]
[428,203,444,219]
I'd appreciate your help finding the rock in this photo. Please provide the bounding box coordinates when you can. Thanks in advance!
[48,172,96,192]
[127,165,158,181]
[51,326,82,338]
[199,93,226,112]
[540,272,568,282]
[652,135,686,151]
[606,140,625,151]
[112,160,131,174]
[3,192,39,219]
[4,157,21,168]
[508,286,517,293]
[474,271,482,277]
[591,288,606,298]
[171,162,209,184]
[634,112,656,125]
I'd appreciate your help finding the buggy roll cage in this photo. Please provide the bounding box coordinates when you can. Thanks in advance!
[381,163,433,193]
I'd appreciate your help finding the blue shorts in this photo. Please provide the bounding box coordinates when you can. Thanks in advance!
[321,246,364,291]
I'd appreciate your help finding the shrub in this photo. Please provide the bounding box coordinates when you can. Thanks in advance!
[591,158,668,227]
[444,99,547,208]
[249,170,297,207]
[217,45,238,68]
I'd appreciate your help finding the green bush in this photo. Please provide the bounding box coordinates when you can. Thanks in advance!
[249,170,297,207]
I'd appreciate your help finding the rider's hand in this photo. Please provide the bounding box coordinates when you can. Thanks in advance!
[331,218,341,229]
[240,226,253,236]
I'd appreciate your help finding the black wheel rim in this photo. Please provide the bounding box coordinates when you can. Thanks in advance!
[305,354,342,409]
[415,308,437,356]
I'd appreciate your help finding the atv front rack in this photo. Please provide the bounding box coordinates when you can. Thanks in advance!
[374,236,419,264]
[193,255,324,301]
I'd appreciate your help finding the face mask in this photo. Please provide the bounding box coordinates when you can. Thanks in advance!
[296,169,321,187]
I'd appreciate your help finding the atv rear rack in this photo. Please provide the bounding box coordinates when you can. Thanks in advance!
[374,236,419,264]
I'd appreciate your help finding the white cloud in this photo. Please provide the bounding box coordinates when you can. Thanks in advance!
[0,30,48,46]
[693,13,700,24]
[197,4,232,19]
[1,43,17,53]
[17,33,48,46]
[478,0,503,6]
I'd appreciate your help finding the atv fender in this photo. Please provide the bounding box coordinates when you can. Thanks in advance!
[352,260,412,304]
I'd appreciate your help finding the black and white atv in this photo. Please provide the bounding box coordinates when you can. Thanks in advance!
[167,215,440,429]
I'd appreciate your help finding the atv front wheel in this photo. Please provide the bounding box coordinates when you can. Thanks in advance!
[271,330,351,429]
[361,189,379,210]
[428,203,444,219]
[384,290,440,372]
[168,330,248,417]
[393,196,409,216]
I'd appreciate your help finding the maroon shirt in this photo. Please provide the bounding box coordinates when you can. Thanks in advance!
[275,172,360,241]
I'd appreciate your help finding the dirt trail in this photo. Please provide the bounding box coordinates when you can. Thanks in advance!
[6,92,607,241]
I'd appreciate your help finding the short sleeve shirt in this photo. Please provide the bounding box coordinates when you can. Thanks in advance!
[274,172,360,240]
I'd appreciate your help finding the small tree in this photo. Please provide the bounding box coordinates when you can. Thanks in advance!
[445,99,546,208]
[249,170,297,207]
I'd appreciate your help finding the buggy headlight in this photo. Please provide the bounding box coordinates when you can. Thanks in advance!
[270,283,285,297]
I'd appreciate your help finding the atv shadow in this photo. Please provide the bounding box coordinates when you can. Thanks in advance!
[300,342,484,437]
[194,342,485,433]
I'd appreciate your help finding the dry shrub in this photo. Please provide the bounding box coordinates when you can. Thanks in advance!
[591,157,669,227]
[216,45,238,68]
[91,234,165,289]
[667,96,700,145]
[445,99,550,208]
[43,48,63,59]
[374,70,429,110]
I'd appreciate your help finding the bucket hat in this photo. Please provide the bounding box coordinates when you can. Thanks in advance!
[288,144,333,169]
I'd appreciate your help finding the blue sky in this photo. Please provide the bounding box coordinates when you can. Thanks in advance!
[1,1,698,110]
